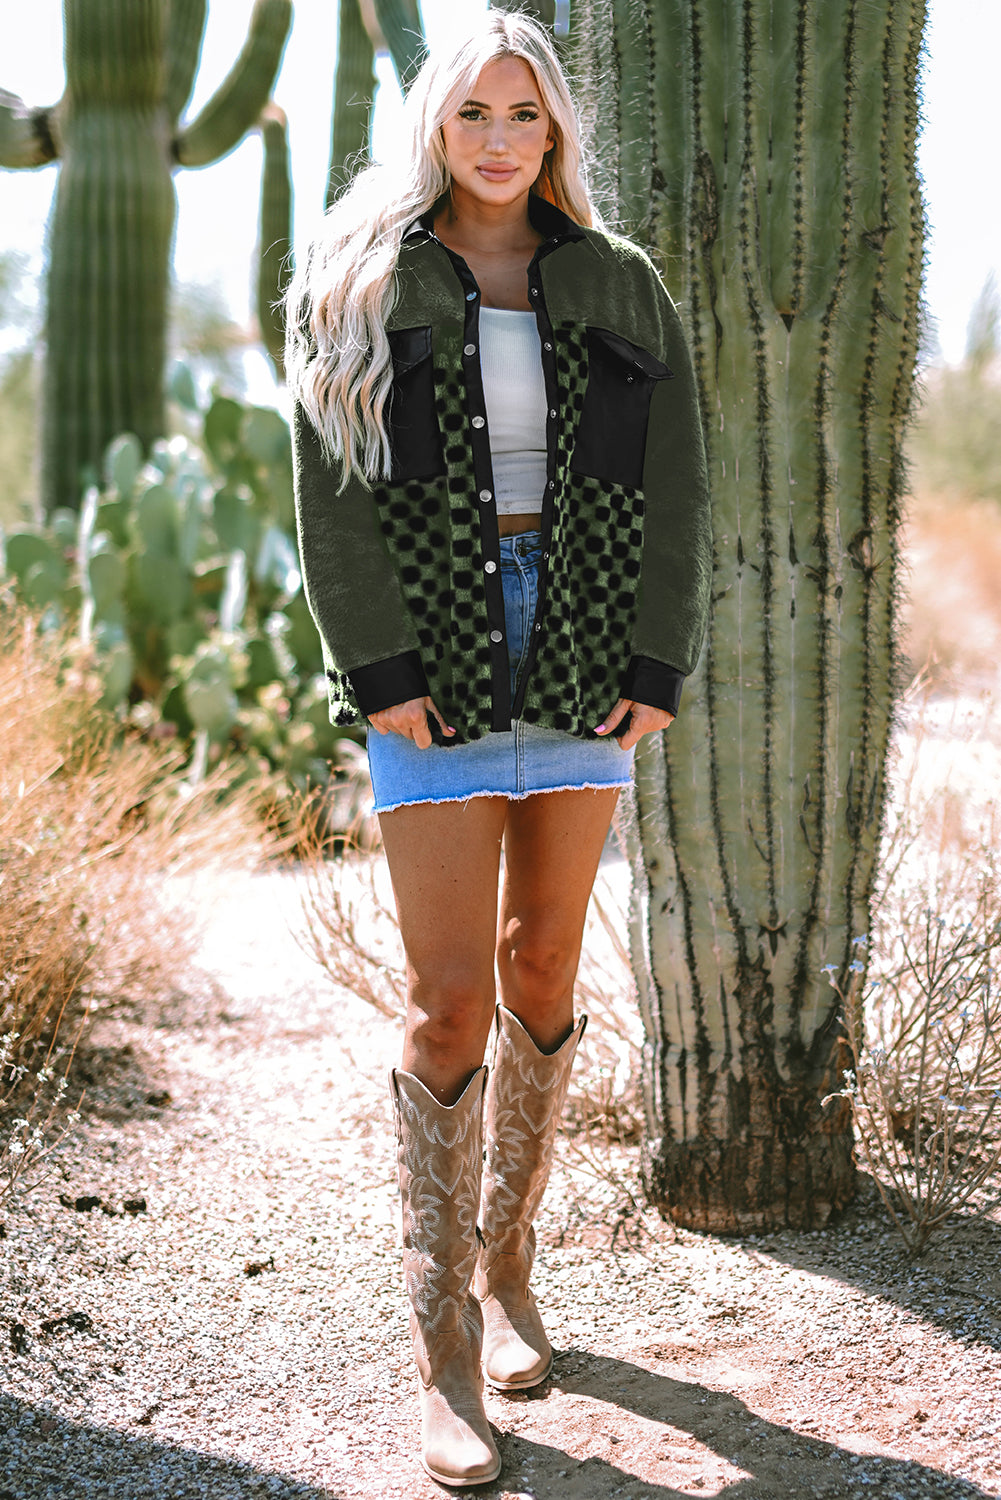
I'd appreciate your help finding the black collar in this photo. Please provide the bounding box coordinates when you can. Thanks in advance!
[404,192,586,246]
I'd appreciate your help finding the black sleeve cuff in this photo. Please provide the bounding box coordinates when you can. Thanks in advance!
[345,650,430,716]
[620,655,686,717]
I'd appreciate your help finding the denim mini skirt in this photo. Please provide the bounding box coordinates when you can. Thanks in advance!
[366,531,634,814]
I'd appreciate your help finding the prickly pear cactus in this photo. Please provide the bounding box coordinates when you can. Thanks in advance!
[1,394,345,795]
[0,0,292,515]
[571,1,926,1230]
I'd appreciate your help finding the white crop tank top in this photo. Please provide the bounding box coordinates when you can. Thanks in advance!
[478,308,548,515]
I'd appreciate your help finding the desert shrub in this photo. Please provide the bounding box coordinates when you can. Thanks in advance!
[0,399,362,826]
[0,607,264,1201]
[827,688,1001,1254]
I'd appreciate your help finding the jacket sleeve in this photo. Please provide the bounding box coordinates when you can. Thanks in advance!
[292,400,429,715]
[626,267,712,708]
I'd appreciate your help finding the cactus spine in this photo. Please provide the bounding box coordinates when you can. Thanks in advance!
[571,0,926,1230]
[0,0,292,515]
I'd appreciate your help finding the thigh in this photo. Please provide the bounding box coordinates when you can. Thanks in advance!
[378,796,509,983]
[499,787,620,956]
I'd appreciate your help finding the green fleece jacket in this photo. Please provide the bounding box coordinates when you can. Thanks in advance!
[292,197,711,745]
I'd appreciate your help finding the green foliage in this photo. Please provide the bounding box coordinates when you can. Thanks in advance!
[1,0,292,515]
[0,388,352,797]
[910,363,1001,505]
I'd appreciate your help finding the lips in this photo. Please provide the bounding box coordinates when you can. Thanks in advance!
[477,164,518,180]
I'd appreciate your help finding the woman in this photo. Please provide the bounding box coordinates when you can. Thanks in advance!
[286,13,710,1487]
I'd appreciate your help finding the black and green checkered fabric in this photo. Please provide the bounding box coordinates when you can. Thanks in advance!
[292,204,712,743]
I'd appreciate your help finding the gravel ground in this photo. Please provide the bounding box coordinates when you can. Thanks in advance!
[2,859,1001,1500]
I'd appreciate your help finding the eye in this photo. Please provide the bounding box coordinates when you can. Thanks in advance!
[513,110,540,123]
[458,107,484,122]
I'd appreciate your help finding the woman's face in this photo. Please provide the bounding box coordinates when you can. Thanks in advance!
[440,55,555,213]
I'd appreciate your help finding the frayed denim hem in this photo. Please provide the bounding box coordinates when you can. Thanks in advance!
[371,776,633,816]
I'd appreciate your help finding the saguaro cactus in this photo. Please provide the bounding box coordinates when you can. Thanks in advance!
[0,0,292,515]
[326,0,426,208]
[571,2,926,1230]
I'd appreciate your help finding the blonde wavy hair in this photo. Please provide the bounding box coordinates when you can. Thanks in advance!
[284,11,598,488]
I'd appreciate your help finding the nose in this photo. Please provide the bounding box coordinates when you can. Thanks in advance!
[484,118,510,153]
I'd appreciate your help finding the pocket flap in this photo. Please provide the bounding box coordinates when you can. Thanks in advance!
[588,327,673,380]
[388,325,433,376]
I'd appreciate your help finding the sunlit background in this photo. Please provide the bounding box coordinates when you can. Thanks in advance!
[2,0,999,377]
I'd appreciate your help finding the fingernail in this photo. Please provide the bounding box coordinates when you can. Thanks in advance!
[595,723,607,734]
[446,726,456,734]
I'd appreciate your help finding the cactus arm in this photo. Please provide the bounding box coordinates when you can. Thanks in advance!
[0,89,59,167]
[257,103,292,380]
[371,0,428,93]
[175,0,292,168]
[326,0,376,208]
[166,0,207,125]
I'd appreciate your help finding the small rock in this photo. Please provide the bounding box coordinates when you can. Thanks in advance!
[39,1310,93,1337]
[244,1254,276,1277]
[59,1193,102,1213]
[123,1196,148,1215]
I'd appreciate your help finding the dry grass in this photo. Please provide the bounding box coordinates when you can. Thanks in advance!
[900,487,1001,687]
[0,609,265,1173]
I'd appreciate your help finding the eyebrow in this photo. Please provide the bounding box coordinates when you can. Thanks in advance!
[461,98,541,109]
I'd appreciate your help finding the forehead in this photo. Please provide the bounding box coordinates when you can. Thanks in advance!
[464,54,543,102]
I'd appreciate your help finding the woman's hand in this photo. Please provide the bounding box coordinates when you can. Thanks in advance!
[595,699,675,751]
[368,696,455,749]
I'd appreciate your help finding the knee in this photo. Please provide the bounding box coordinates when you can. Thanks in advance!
[500,924,578,1009]
[408,968,495,1058]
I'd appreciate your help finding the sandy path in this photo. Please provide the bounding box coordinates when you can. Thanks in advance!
[2,848,1000,1500]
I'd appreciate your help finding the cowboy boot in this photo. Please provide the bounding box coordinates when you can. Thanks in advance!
[473,1006,586,1390]
[391,1066,502,1486]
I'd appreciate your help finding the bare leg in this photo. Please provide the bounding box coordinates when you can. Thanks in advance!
[378,795,509,1104]
[497,787,620,1050]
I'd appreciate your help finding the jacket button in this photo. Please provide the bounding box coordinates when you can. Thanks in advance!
[535,623,542,632]
[464,343,476,356]
[472,415,485,429]
[466,291,477,301]
[484,560,497,574]
[479,489,492,503]
[530,288,539,297]
[543,341,553,351]
[490,629,503,643]
[549,408,557,418]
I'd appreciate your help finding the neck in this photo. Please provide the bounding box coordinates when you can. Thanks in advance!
[434,188,540,254]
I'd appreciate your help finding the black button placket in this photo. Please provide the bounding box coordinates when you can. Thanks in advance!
[510,235,563,721]
[462,295,511,728]
[435,241,511,731]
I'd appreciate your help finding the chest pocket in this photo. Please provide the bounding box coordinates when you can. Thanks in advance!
[388,325,445,482]
[570,327,673,489]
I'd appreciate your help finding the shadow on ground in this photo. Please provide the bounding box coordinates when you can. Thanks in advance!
[0,1395,337,1500]
[477,1351,996,1500]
